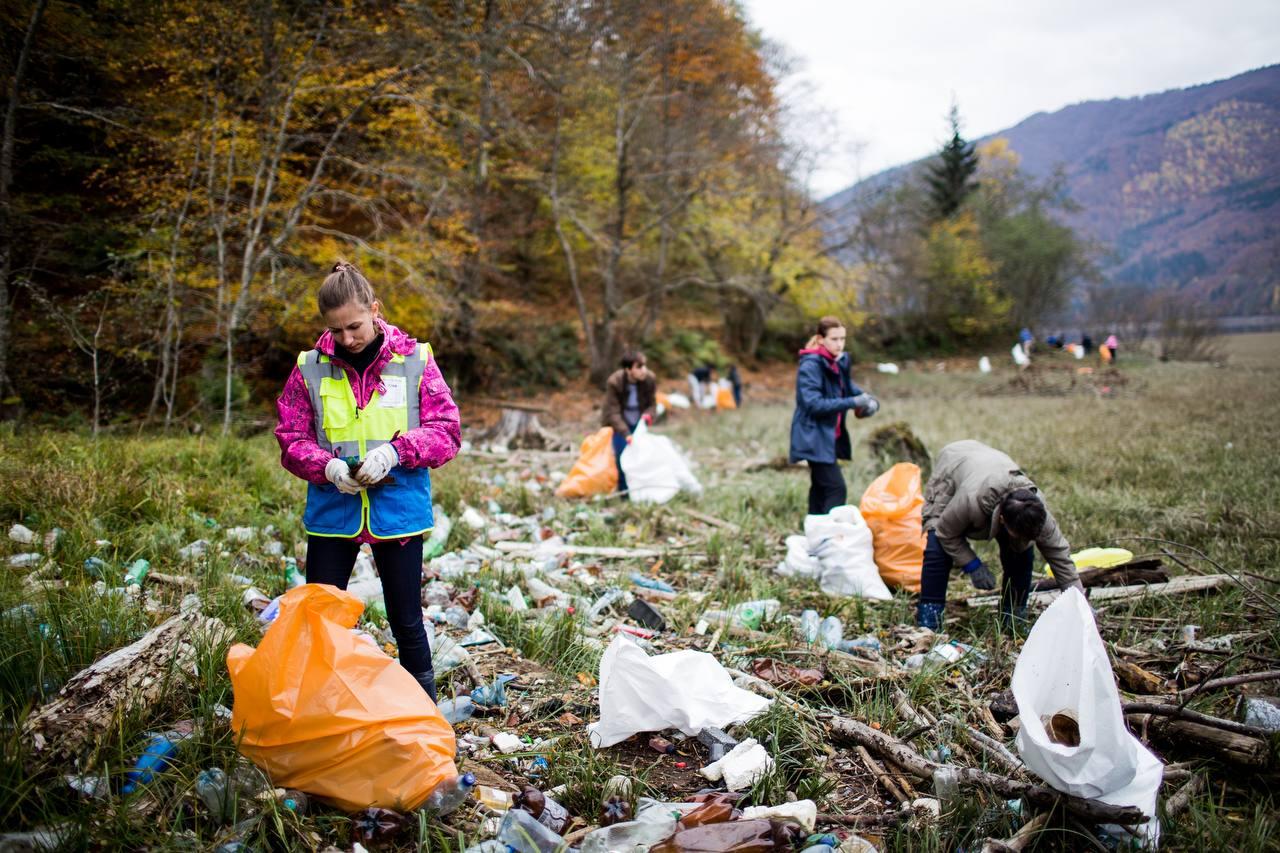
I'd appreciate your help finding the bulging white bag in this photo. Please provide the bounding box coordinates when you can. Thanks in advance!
[775,534,821,579]
[619,421,703,504]
[805,506,892,600]
[588,635,771,748]
[1012,588,1163,846]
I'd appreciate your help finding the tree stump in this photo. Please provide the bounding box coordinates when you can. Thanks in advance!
[867,421,931,478]
[478,401,571,451]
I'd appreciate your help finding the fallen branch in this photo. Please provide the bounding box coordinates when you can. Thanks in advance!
[815,811,898,828]
[1163,774,1205,819]
[147,572,199,590]
[495,542,670,559]
[678,507,741,533]
[23,611,232,765]
[1032,559,1168,592]
[1174,669,1280,699]
[827,714,1146,825]
[1122,702,1270,738]
[856,744,910,804]
[966,574,1231,609]
[1126,714,1269,767]
[981,812,1049,853]
[943,714,1025,776]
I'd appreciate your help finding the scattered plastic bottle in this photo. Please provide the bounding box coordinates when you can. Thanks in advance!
[587,588,626,621]
[124,559,150,588]
[8,523,37,544]
[514,785,570,834]
[471,674,516,707]
[195,768,233,822]
[581,818,679,853]
[600,774,633,826]
[932,766,961,809]
[630,573,675,593]
[83,557,109,578]
[798,610,820,643]
[122,731,189,793]
[439,696,476,725]
[424,773,477,816]
[423,581,452,606]
[648,736,676,755]
[818,616,843,650]
[354,807,410,843]
[839,634,882,654]
[476,785,514,812]
[497,806,567,853]
[284,557,305,588]
[280,789,309,815]
[443,605,471,629]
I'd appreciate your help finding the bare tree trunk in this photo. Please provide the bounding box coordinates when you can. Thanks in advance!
[548,101,595,366]
[0,0,49,412]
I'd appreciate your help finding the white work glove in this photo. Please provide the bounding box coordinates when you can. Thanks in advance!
[325,458,365,495]
[355,443,399,485]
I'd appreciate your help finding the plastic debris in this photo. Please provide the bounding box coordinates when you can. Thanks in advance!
[179,539,211,561]
[699,738,774,791]
[497,806,567,853]
[461,506,487,529]
[354,807,410,844]
[472,674,517,708]
[225,526,255,543]
[439,696,477,725]
[740,799,817,831]
[513,785,570,834]
[9,553,43,568]
[631,573,675,593]
[83,557,109,577]
[424,773,477,816]
[122,730,191,794]
[9,523,37,544]
[284,557,305,588]
[124,559,150,589]
[876,362,900,374]
[696,727,738,763]
[476,784,514,811]
[628,598,666,631]
[505,585,529,612]
[492,732,525,754]
[65,773,109,800]
[195,768,234,822]
[581,817,679,853]
[424,506,453,559]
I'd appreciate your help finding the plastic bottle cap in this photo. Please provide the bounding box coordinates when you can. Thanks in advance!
[461,772,477,786]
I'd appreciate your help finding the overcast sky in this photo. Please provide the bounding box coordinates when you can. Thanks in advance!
[742,0,1280,197]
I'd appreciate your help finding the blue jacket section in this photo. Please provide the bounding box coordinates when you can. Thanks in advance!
[789,353,862,464]
[303,467,434,538]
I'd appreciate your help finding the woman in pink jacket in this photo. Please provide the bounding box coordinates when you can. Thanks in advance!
[275,262,461,701]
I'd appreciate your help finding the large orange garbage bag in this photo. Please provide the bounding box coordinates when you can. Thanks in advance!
[715,384,737,410]
[227,584,457,811]
[859,463,926,591]
[555,427,618,498]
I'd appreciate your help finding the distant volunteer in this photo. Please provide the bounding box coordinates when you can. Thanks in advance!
[917,440,1084,631]
[788,316,879,515]
[601,350,657,498]
[275,261,461,702]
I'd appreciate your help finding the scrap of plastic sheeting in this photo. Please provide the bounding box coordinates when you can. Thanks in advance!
[699,738,774,791]
[1012,588,1163,847]
[588,635,771,748]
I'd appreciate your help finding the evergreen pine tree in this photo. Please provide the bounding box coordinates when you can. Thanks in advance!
[925,103,980,221]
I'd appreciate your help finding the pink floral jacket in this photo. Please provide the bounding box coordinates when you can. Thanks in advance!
[275,320,461,541]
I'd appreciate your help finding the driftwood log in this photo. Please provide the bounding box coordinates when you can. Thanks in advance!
[23,611,232,765]
[966,573,1230,609]
[1031,559,1168,592]
[827,714,1147,825]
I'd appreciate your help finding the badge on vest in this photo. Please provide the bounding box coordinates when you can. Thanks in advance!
[378,375,407,408]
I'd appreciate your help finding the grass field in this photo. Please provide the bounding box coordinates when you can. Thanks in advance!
[0,333,1277,851]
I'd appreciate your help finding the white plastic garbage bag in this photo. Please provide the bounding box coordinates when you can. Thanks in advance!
[805,506,893,600]
[589,635,771,748]
[665,392,691,409]
[619,421,702,505]
[978,356,992,374]
[1012,343,1031,366]
[875,362,900,375]
[1012,588,1163,847]
[775,534,821,579]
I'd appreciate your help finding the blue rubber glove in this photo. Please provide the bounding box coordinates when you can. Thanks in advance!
[963,558,997,591]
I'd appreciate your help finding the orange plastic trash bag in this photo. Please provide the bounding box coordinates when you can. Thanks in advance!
[715,384,737,410]
[227,584,457,811]
[859,463,926,592]
[555,427,618,498]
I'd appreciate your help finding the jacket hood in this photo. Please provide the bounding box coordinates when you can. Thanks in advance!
[314,318,418,359]
[798,348,847,368]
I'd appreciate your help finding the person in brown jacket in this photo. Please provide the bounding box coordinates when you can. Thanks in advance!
[917,440,1085,631]
[601,351,657,498]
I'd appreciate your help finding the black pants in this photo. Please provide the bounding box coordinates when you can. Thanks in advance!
[305,535,432,678]
[918,528,1033,627]
[807,461,847,515]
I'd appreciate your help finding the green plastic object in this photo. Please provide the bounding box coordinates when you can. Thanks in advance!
[124,559,150,587]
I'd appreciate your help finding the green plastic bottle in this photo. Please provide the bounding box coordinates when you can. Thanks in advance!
[284,557,305,589]
[124,559,150,588]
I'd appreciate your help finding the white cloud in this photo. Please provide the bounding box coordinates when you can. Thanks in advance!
[744,0,1280,195]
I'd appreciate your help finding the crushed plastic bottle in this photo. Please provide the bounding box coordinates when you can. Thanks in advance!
[496,806,567,853]
[463,842,509,853]
[9,553,42,568]
[839,634,882,654]
[514,785,570,834]
[587,588,626,621]
[8,523,36,545]
[439,696,477,725]
[932,766,961,809]
[818,616,843,650]
[798,610,820,643]
[354,807,410,844]
[423,773,477,816]
[284,557,305,588]
[195,768,234,822]
[124,559,150,589]
[83,557,109,578]
[581,817,677,853]
[471,674,516,707]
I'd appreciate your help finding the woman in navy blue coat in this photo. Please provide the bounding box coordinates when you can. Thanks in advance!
[789,316,879,514]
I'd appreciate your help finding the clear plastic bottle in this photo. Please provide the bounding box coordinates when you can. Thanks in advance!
[818,615,843,650]
[798,609,821,643]
[423,772,477,816]
[496,806,566,853]
[195,768,232,821]
[438,695,476,725]
[443,605,471,629]
[932,766,961,810]
[580,817,678,853]
[476,784,513,811]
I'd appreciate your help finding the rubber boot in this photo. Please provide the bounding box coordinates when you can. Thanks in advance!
[413,669,438,703]
[916,602,944,631]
